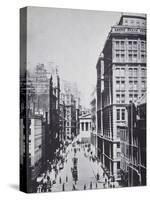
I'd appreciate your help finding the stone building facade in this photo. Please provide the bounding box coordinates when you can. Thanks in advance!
[96,14,146,181]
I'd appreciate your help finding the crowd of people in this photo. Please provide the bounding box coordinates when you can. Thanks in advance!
[36,138,118,193]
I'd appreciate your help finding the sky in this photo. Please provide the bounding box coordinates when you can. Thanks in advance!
[27,7,121,108]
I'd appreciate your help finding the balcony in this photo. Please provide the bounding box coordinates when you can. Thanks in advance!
[111,26,146,36]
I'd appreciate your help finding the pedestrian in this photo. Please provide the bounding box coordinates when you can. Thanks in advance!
[62,183,65,191]
[59,177,61,184]
[47,177,51,190]
[96,182,98,189]
[90,181,92,189]
[66,175,68,182]
[72,184,76,191]
[84,184,86,190]
[97,173,99,180]
[105,178,107,183]
[103,183,105,188]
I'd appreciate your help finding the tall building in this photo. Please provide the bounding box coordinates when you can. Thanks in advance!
[61,80,81,141]
[90,88,97,154]
[30,64,50,116]
[59,92,66,143]
[120,94,146,186]
[96,14,146,181]
[49,74,60,159]
[65,91,76,141]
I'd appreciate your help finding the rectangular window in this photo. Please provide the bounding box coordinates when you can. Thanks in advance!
[129,80,133,90]
[133,41,137,49]
[116,68,120,76]
[116,94,120,103]
[133,54,137,62]
[142,81,146,90]
[121,80,125,90]
[117,143,120,148]
[121,54,125,61]
[120,68,125,77]
[141,41,145,50]
[121,109,125,120]
[134,94,138,102]
[128,41,132,49]
[117,152,120,158]
[129,94,133,103]
[116,41,119,48]
[116,54,120,60]
[134,81,138,90]
[116,81,120,90]
[134,68,138,77]
[121,94,125,103]
[129,54,132,61]
[129,68,133,76]
[117,109,120,120]
[141,54,145,62]
[117,128,120,138]
[117,162,120,169]
[141,68,146,77]
[121,41,125,49]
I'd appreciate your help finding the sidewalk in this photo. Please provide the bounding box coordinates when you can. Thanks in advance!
[87,147,120,188]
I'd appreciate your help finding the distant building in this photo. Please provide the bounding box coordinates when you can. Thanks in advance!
[30,64,50,117]
[59,92,66,143]
[79,113,92,143]
[65,92,76,140]
[61,80,81,141]
[90,88,97,154]
[96,14,146,181]
[49,74,60,160]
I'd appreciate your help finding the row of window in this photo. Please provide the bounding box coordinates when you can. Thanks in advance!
[123,18,146,27]
[116,94,125,103]
[115,40,146,50]
[115,52,146,62]
[116,80,146,90]
[115,67,146,77]
[116,80,125,90]
[116,93,139,104]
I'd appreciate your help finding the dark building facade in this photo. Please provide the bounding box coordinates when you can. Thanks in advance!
[48,74,60,161]
[120,94,146,186]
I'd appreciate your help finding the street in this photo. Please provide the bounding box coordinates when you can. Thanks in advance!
[36,136,119,193]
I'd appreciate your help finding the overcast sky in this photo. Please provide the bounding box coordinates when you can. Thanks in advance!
[27,7,121,108]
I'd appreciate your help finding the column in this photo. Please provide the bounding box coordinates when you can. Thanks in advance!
[84,122,86,132]
[102,140,105,166]
[109,143,112,175]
